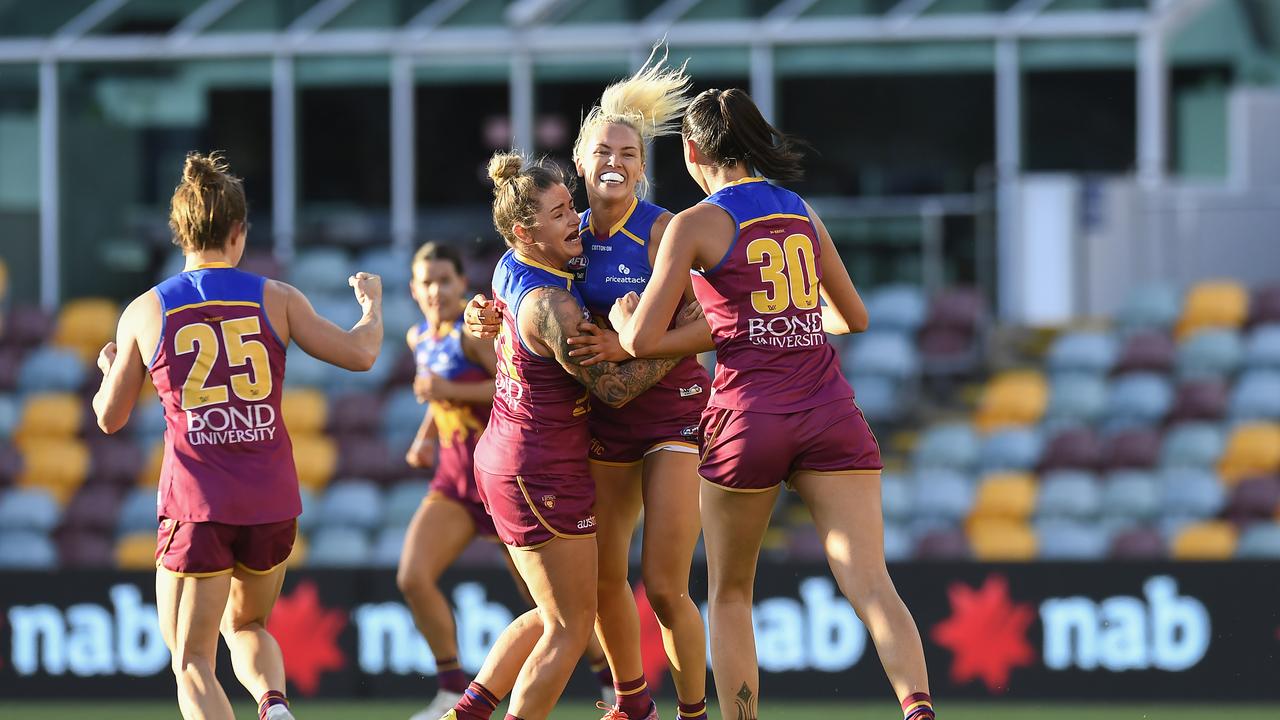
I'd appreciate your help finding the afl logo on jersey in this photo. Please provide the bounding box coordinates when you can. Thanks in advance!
[567,255,588,282]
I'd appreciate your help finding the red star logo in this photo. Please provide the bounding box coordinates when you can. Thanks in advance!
[267,580,347,696]
[633,583,671,693]
[930,574,1035,693]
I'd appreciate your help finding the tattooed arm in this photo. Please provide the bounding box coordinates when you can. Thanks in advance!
[521,286,679,408]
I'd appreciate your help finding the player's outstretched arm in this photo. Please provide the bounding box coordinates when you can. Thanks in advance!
[274,272,383,371]
[93,293,152,434]
[525,286,678,408]
[805,202,868,335]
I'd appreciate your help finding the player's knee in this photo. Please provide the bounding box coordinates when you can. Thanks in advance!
[170,648,213,678]
[396,568,434,599]
[642,578,690,624]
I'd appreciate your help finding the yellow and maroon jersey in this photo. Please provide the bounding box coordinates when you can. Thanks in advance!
[692,177,853,414]
[148,262,299,525]
[474,250,591,477]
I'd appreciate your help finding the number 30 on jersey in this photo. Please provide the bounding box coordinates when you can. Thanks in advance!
[746,233,819,315]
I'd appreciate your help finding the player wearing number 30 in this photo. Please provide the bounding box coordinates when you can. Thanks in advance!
[91,152,384,720]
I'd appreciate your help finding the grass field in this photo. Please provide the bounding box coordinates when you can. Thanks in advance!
[3,701,1277,719]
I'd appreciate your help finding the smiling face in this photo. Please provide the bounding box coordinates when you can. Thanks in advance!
[576,122,644,205]
[410,257,465,323]
[514,182,582,270]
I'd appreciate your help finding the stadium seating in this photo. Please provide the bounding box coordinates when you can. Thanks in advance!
[1169,379,1228,421]
[308,526,372,567]
[1228,371,1280,421]
[1160,422,1224,469]
[0,393,17,439]
[281,388,329,434]
[0,487,61,532]
[969,472,1036,522]
[1244,325,1280,368]
[913,423,980,472]
[17,347,86,393]
[864,284,927,334]
[1114,331,1176,374]
[1248,284,1280,327]
[115,532,158,570]
[1236,523,1280,558]
[0,531,58,569]
[1171,520,1238,559]
[318,479,385,529]
[1176,280,1249,339]
[1218,422,1280,485]
[5,304,55,348]
[968,517,1037,560]
[1036,519,1109,560]
[16,437,90,504]
[384,480,429,529]
[1047,331,1117,375]
[1101,471,1161,521]
[974,370,1048,431]
[15,392,82,441]
[52,298,119,363]
[1100,428,1161,470]
[1116,284,1180,331]
[291,434,338,492]
[1177,328,1244,379]
[1046,373,1108,426]
[978,428,1043,473]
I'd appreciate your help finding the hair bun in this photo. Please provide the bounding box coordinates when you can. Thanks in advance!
[183,151,228,184]
[487,152,525,187]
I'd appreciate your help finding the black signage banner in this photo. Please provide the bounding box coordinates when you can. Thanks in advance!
[2,562,1277,700]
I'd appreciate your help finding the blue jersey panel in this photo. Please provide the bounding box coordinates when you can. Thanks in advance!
[574,198,667,317]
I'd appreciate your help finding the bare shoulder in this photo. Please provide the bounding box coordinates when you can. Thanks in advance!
[673,202,734,234]
[406,324,419,348]
[522,286,584,343]
[650,211,675,244]
[264,278,300,304]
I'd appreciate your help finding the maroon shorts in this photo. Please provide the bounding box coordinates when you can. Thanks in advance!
[155,517,297,577]
[699,399,883,492]
[588,411,702,466]
[426,480,497,537]
[474,468,596,549]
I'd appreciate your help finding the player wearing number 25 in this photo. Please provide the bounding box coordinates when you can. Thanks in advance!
[91,151,383,720]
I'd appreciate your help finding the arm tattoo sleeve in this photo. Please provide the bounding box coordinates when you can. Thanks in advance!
[532,288,680,408]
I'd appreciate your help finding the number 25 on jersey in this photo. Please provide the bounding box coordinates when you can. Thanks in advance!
[175,317,272,410]
[746,233,819,315]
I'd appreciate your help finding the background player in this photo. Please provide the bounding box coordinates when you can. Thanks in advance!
[442,153,685,720]
[91,151,383,720]
[468,51,712,720]
[613,90,935,720]
[398,242,614,719]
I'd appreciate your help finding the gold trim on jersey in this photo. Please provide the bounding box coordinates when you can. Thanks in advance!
[738,213,810,230]
[515,475,595,542]
[193,261,234,270]
[591,196,639,239]
[619,227,645,246]
[165,299,261,316]
[724,176,766,188]
[512,253,573,287]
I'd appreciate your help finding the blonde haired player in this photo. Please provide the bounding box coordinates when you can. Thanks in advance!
[468,48,714,720]
[92,151,383,720]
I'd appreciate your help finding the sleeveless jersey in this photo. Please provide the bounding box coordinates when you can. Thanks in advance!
[474,250,592,477]
[691,178,853,413]
[413,317,491,460]
[148,263,300,525]
[576,198,709,432]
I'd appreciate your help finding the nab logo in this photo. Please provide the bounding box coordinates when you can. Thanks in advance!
[618,263,631,275]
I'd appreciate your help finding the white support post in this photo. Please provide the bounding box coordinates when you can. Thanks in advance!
[391,54,416,255]
[272,54,296,264]
[1136,26,1166,189]
[995,38,1021,321]
[38,59,59,310]
[510,51,534,153]
[749,43,775,124]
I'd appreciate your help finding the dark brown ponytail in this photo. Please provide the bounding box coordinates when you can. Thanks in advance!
[681,88,805,182]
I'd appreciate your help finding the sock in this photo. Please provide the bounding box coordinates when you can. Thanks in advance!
[590,657,614,689]
[677,697,708,720]
[503,716,525,720]
[257,690,288,720]
[437,656,469,694]
[902,691,935,720]
[614,676,653,718]
[454,682,499,720]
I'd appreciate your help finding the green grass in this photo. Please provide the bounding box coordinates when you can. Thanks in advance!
[3,701,1279,719]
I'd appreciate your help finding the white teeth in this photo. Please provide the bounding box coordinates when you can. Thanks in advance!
[601,172,624,183]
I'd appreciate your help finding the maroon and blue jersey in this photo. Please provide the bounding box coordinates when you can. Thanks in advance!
[576,198,709,447]
[414,317,491,500]
[148,262,299,525]
[474,250,592,477]
[691,178,853,414]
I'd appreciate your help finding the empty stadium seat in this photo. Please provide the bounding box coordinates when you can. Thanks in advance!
[0,393,16,439]
[1177,280,1248,339]
[880,473,913,524]
[326,341,396,393]
[1168,379,1228,421]
[318,479,384,529]
[1109,527,1166,559]
[913,527,970,560]
[1218,422,1280,485]
[310,292,365,332]
[1047,331,1117,375]
[284,345,333,388]
[291,434,337,492]
[1160,422,1224,469]
[1224,476,1280,524]
[337,437,402,482]
[1036,519,1109,560]
[845,331,920,380]
[912,423,979,471]
[919,287,985,375]
[1037,471,1102,519]
[1039,427,1102,471]
[57,529,114,568]
[289,248,353,296]
[1171,520,1237,559]
[62,485,122,533]
[4,305,55,348]
[1106,373,1173,426]
[382,296,420,339]
[115,532,158,570]
[1244,325,1280,369]
[1159,468,1226,517]
[0,531,58,569]
[911,469,973,521]
[1177,328,1244,379]
[974,371,1048,431]
[1045,373,1107,425]
[88,439,145,486]
[307,526,372,567]
[382,386,426,439]
[847,374,903,424]
[52,298,119,363]
[1236,522,1280,558]
[325,392,384,436]
[17,347,86,393]
[1114,331,1176,374]
[969,472,1036,522]
[128,399,167,439]
[0,487,61,532]
[16,438,90,504]
[864,284,927,334]
[1117,284,1180,331]
[383,480,429,529]
[1249,284,1280,327]
[281,388,328,434]
[0,348,21,391]
[117,487,158,536]
[138,441,164,486]
[883,522,913,563]
[968,518,1037,561]
[1101,471,1161,521]
[978,428,1043,473]
[372,526,407,568]
[1228,371,1280,421]
[1100,428,1161,470]
[0,440,17,485]
[14,392,83,442]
